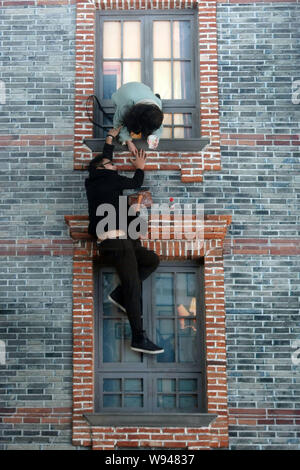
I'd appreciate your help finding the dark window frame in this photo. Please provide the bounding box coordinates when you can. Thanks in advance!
[83,9,210,153]
[92,259,209,423]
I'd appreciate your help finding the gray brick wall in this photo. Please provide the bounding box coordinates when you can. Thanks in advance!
[0,2,300,450]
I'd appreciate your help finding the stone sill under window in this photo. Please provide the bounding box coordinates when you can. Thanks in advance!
[83,137,210,153]
[84,413,217,428]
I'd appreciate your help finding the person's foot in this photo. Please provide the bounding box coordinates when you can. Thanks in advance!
[131,331,164,355]
[108,285,126,313]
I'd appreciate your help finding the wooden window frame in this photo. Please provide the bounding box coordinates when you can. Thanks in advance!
[87,9,207,153]
[91,260,212,425]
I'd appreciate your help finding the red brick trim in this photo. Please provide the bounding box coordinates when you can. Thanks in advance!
[0,135,73,147]
[221,133,300,147]
[73,0,221,182]
[0,239,74,256]
[229,408,300,427]
[0,407,72,426]
[66,214,231,449]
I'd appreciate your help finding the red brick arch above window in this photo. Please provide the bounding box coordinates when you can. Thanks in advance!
[74,0,221,182]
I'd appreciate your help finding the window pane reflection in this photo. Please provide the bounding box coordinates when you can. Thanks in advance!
[174,61,191,100]
[157,395,176,409]
[155,273,174,316]
[153,21,171,58]
[179,395,197,409]
[124,395,143,408]
[103,319,122,362]
[103,394,121,407]
[157,319,175,363]
[173,21,191,59]
[153,61,171,99]
[103,22,121,58]
[178,318,197,363]
[123,22,141,58]
[103,379,121,392]
[123,62,141,84]
[103,62,121,99]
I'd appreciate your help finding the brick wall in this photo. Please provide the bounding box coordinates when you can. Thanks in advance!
[0,0,300,450]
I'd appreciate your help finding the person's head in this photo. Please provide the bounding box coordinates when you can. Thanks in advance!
[122,104,163,139]
[88,154,117,173]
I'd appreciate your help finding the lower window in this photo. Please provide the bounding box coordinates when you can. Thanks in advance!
[94,261,206,414]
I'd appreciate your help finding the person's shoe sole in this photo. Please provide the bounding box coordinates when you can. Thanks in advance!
[131,346,164,354]
[107,294,127,313]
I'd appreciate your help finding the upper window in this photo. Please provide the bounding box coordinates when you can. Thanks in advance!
[95,10,200,140]
[94,261,206,415]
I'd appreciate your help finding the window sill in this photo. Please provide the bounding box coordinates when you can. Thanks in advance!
[83,138,210,153]
[84,413,217,428]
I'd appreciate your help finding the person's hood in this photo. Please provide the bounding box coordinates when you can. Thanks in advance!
[86,168,118,183]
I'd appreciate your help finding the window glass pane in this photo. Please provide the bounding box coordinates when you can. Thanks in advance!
[102,272,120,316]
[103,379,121,392]
[153,61,171,99]
[123,61,141,85]
[178,318,197,363]
[103,319,122,362]
[176,273,196,317]
[179,395,197,409]
[124,22,141,58]
[157,395,176,409]
[124,395,143,408]
[103,22,121,59]
[157,378,176,393]
[178,379,197,392]
[124,335,143,363]
[174,128,185,138]
[157,319,175,363]
[155,273,174,316]
[103,394,121,407]
[153,21,171,58]
[173,61,191,100]
[103,62,121,99]
[174,114,192,126]
[174,127,192,138]
[162,127,172,138]
[163,114,172,125]
[173,21,191,59]
[124,379,143,392]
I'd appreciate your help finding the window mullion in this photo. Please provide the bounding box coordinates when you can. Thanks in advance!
[144,17,152,88]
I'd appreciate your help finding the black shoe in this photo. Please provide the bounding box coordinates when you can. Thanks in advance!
[108,285,126,313]
[131,331,164,355]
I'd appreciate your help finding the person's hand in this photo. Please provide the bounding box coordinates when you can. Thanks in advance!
[127,140,139,157]
[108,126,122,138]
[105,127,121,145]
[130,149,147,170]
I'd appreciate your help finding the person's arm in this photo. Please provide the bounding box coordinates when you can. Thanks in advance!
[102,127,122,160]
[117,149,147,190]
[113,105,132,145]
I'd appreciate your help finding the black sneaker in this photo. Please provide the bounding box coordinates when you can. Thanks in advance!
[108,285,126,313]
[131,332,164,355]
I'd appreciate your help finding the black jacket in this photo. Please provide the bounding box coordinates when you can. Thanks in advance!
[85,144,144,238]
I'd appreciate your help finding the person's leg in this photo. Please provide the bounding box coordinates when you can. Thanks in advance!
[99,238,143,338]
[133,239,160,282]
[99,238,164,354]
[108,240,159,312]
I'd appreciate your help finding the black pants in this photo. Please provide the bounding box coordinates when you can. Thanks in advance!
[98,238,159,339]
